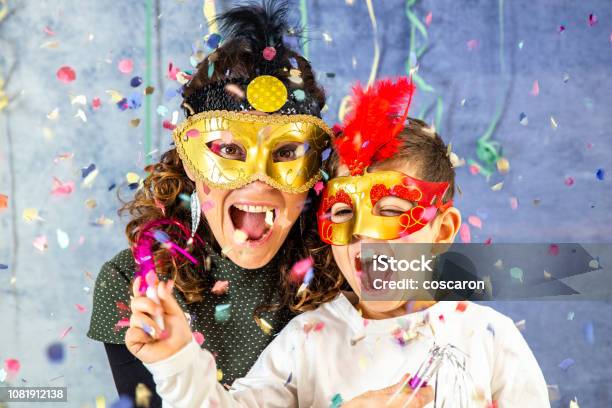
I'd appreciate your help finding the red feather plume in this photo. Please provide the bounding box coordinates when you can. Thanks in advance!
[335,77,415,175]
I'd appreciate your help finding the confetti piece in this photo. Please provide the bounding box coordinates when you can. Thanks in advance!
[467,39,479,51]
[549,244,559,255]
[47,107,60,120]
[262,46,277,61]
[126,172,140,184]
[0,194,7,210]
[510,196,519,210]
[515,319,526,331]
[544,270,551,279]
[95,396,105,408]
[569,398,580,408]
[558,358,575,371]
[206,33,222,49]
[0,368,6,382]
[75,108,87,122]
[23,208,43,222]
[51,177,75,196]
[518,41,524,49]
[496,157,510,174]
[510,267,523,282]
[459,223,471,243]
[313,181,324,196]
[456,301,468,312]
[56,228,70,249]
[214,304,231,322]
[589,258,600,269]
[519,112,528,126]
[211,280,229,295]
[303,321,325,334]
[233,229,248,244]
[293,89,305,101]
[201,200,215,213]
[46,342,65,363]
[59,326,73,340]
[118,58,134,74]
[468,215,482,229]
[486,323,495,336]
[56,66,76,83]
[564,176,574,186]
[255,316,273,334]
[330,394,343,408]
[284,372,293,386]
[546,117,557,132]
[491,182,504,191]
[530,80,539,96]
[588,13,598,27]
[567,311,575,320]
[130,76,143,87]
[71,94,87,105]
[33,235,49,252]
[425,11,432,26]
[290,257,314,283]
[75,304,87,313]
[4,359,20,377]
[217,369,223,381]
[558,25,566,33]
[595,168,605,181]
[186,128,200,138]
[193,331,205,345]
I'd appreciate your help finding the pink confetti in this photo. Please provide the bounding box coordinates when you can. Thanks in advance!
[531,80,539,96]
[201,200,215,212]
[425,11,433,27]
[262,46,277,61]
[186,129,200,138]
[211,280,229,295]
[564,176,575,186]
[167,62,180,80]
[162,120,176,130]
[115,318,130,329]
[467,215,482,229]
[467,39,479,51]
[484,237,493,245]
[588,14,598,27]
[92,97,101,109]
[56,66,76,83]
[558,25,566,33]
[439,314,445,322]
[59,326,73,340]
[193,331,205,345]
[510,196,519,210]
[313,181,324,195]
[4,359,20,376]
[51,177,75,196]
[456,301,468,312]
[304,321,325,334]
[33,235,48,252]
[75,304,88,313]
[118,58,134,74]
[469,164,480,175]
[459,223,471,243]
[549,244,560,256]
[290,257,314,283]
[43,26,55,36]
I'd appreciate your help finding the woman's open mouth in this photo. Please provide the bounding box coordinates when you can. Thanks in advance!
[228,203,277,247]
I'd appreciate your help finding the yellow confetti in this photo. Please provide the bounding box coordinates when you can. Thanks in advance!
[550,116,558,130]
[95,215,114,226]
[135,383,152,408]
[40,40,59,49]
[47,107,60,120]
[217,369,223,382]
[496,157,510,174]
[126,172,140,184]
[23,208,43,222]
[255,316,273,335]
[569,398,579,408]
[95,395,105,408]
[105,89,123,103]
[491,182,504,191]
[544,270,552,279]
[82,169,99,188]
[85,198,97,209]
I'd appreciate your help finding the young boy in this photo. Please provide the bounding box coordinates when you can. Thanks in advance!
[126,78,550,407]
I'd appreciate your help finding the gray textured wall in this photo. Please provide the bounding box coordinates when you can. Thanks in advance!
[1,0,611,407]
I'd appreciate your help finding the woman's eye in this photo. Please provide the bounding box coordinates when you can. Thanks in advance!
[330,203,353,223]
[206,141,247,161]
[373,196,414,216]
[272,142,307,162]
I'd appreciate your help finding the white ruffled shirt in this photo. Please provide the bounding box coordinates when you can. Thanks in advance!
[144,293,550,407]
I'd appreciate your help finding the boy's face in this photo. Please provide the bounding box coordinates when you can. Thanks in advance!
[330,161,461,317]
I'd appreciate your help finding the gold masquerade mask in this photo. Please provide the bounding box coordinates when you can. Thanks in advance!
[173,110,333,193]
[318,170,452,245]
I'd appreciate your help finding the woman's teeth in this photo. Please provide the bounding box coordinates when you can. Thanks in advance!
[233,204,274,213]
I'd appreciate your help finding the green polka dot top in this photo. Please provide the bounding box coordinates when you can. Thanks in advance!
[87,248,295,385]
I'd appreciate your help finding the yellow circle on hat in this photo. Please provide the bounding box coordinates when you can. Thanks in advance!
[246,75,288,113]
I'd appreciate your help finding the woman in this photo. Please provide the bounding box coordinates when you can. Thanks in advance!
[87,2,341,406]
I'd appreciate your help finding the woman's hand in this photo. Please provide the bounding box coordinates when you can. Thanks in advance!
[342,374,434,408]
[125,277,193,364]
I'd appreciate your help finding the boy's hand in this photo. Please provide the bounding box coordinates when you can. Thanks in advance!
[125,277,193,364]
[343,374,434,408]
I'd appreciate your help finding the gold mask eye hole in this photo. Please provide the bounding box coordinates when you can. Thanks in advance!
[330,202,354,224]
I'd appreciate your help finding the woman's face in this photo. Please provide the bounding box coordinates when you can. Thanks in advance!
[195,179,307,269]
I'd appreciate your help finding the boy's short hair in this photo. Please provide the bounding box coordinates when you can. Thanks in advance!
[328,117,455,203]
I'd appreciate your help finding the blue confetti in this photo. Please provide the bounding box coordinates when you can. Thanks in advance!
[284,372,293,387]
[46,342,65,363]
[558,358,575,371]
[116,98,128,111]
[486,323,495,337]
[127,92,143,109]
[519,112,528,126]
[110,395,133,408]
[0,264,8,270]
[208,62,215,78]
[288,57,298,68]
[215,304,231,322]
[130,76,143,87]
[108,183,116,191]
[293,89,306,101]
[321,148,332,161]
[303,267,315,285]
[329,393,343,408]
[81,163,96,179]
[206,33,222,49]
[153,229,170,244]
[596,168,605,181]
